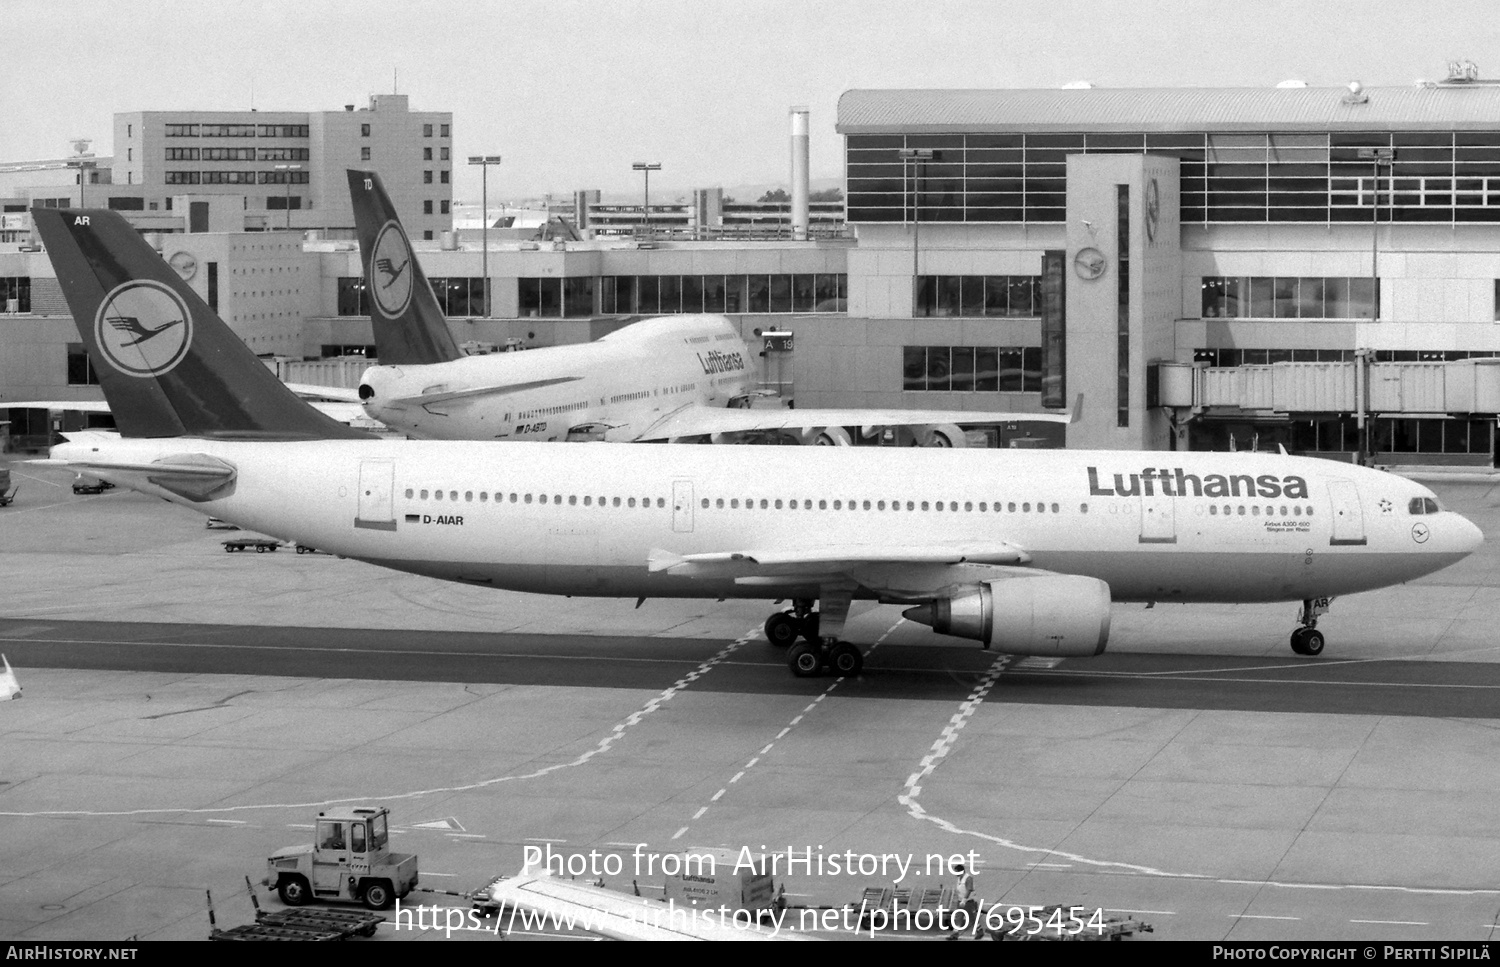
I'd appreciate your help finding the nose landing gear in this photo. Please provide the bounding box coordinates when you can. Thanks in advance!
[1290,597,1330,656]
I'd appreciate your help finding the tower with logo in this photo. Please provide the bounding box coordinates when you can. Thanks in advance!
[1062,155,1182,450]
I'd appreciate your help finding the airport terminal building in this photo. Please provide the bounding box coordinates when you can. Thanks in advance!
[4,81,1500,464]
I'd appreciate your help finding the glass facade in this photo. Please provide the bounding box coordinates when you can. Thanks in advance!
[600,274,846,315]
[519,277,595,318]
[846,131,1500,224]
[1202,276,1376,319]
[902,346,1041,392]
[913,275,1041,317]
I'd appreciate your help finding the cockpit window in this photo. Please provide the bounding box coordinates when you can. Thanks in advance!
[1408,497,1441,515]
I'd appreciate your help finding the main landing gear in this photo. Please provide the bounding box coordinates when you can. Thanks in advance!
[766,591,862,678]
[764,598,819,647]
[1289,597,1329,656]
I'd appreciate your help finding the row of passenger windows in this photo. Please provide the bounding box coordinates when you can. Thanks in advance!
[404,487,1334,525]
[406,487,1067,514]
[409,488,667,508]
[1205,504,1314,517]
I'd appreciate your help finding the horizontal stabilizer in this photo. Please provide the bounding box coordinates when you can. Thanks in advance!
[478,871,805,940]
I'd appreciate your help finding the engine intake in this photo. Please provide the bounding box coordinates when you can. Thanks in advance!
[903,575,1111,657]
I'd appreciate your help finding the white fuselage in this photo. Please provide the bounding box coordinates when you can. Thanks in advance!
[359,315,752,441]
[54,436,1482,607]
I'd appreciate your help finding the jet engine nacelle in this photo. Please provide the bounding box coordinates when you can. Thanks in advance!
[902,575,1111,657]
[917,423,969,448]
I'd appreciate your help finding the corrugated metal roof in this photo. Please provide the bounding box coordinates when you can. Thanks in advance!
[835,86,1500,134]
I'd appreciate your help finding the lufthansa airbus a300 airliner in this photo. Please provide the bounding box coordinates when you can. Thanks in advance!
[33,208,1483,677]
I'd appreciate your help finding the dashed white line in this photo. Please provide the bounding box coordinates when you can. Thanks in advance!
[1236,914,1300,921]
[1352,919,1429,926]
[1,622,763,819]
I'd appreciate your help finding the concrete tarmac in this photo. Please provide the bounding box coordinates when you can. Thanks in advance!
[1,460,1498,941]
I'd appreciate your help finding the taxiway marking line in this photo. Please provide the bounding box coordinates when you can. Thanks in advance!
[1351,919,1429,926]
[669,617,905,839]
[1234,914,1300,921]
[0,623,763,819]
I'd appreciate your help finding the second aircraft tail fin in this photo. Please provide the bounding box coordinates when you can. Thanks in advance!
[348,169,463,366]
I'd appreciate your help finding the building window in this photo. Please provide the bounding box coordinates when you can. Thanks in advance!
[107,198,145,211]
[440,147,450,161]
[361,123,370,137]
[914,275,1041,317]
[0,277,31,313]
[164,124,199,137]
[440,170,449,184]
[66,343,99,385]
[200,124,256,137]
[361,147,371,161]
[424,170,433,184]
[427,277,485,316]
[266,196,302,210]
[164,172,201,185]
[423,230,433,240]
[520,277,597,317]
[423,124,433,137]
[440,124,449,137]
[902,346,1039,392]
[165,148,199,161]
[423,147,432,160]
[1202,276,1376,319]
[258,147,310,161]
[423,200,433,215]
[439,200,450,214]
[337,277,367,316]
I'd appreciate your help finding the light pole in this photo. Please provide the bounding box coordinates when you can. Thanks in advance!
[1355,146,1394,466]
[67,158,97,208]
[632,162,661,233]
[468,155,502,317]
[273,164,303,229]
[898,148,934,315]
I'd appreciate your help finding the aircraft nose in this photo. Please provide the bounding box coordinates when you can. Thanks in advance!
[1454,514,1485,555]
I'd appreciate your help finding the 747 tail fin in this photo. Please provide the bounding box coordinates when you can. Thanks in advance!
[348,169,463,366]
[32,208,368,441]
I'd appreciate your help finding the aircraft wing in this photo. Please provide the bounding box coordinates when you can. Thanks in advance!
[2,400,111,413]
[0,656,20,701]
[387,375,585,408]
[631,396,1080,442]
[478,871,806,940]
[649,544,1037,598]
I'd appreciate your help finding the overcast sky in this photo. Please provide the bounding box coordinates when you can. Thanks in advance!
[5,0,1499,202]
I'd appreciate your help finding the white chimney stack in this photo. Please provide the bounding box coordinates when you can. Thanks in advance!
[789,106,810,240]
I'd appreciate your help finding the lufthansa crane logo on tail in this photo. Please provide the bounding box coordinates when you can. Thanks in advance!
[370,220,413,318]
[92,280,192,377]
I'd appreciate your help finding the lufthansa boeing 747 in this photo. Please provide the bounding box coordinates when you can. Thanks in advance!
[345,169,1075,447]
[33,208,1483,677]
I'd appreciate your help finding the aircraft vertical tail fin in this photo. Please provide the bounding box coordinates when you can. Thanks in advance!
[348,169,463,365]
[31,208,369,440]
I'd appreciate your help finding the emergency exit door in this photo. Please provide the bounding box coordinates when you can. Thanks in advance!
[672,480,694,533]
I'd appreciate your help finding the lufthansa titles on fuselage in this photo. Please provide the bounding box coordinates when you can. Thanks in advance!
[695,349,745,375]
[1087,466,1310,500]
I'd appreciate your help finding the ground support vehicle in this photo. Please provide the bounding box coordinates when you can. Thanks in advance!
[0,468,15,507]
[223,538,282,553]
[207,882,383,940]
[265,807,418,911]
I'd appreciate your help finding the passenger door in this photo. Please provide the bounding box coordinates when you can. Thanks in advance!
[672,480,695,534]
[1139,492,1176,544]
[355,460,396,531]
[1327,479,1367,546]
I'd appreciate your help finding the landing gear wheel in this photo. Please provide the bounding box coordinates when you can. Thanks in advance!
[787,642,823,677]
[278,875,311,906]
[798,613,821,643]
[828,642,863,677]
[1290,628,1326,656]
[765,612,799,647]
